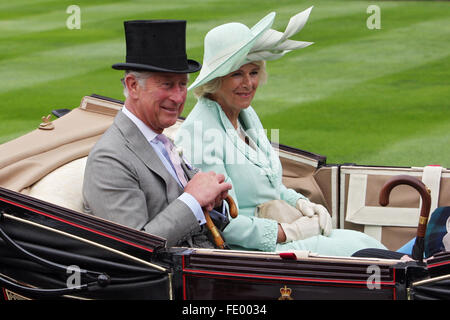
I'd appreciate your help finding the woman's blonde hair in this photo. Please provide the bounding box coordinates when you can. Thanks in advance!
[193,60,267,98]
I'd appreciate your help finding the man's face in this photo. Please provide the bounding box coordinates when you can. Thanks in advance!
[132,72,188,133]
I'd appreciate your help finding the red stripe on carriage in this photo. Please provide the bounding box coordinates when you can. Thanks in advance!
[182,267,397,286]
[427,260,450,268]
[181,270,397,300]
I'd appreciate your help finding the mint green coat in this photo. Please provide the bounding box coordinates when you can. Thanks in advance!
[175,98,385,256]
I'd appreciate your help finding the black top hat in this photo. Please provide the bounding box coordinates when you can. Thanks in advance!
[112,20,201,73]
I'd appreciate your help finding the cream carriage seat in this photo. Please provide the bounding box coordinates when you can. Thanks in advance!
[24,119,184,213]
[26,157,87,213]
[0,96,121,212]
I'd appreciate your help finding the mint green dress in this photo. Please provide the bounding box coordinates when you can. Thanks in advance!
[175,97,386,256]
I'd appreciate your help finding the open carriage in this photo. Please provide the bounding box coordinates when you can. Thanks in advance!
[0,95,449,300]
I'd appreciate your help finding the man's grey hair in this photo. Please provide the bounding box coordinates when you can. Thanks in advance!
[121,70,190,98]
[121,70,154,98]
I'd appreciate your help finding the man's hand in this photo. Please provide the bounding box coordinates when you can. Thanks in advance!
[185,171,232,212]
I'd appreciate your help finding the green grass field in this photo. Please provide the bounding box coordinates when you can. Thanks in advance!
[1,0,449,168]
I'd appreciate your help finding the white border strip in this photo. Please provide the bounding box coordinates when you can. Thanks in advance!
[278,150,319,168]
[421,165,442,215]
[340,170,346,229]
[331,166,338,228]
[342,170,421,227]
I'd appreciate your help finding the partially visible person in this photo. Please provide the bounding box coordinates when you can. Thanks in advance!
[175,8,386,256]
[83,20,231,248]
[425,206,450,258]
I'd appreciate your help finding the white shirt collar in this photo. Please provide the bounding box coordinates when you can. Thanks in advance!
[121,105,158,143]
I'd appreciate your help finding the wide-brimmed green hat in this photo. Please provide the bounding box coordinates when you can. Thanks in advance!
[188,12,275,90]
[189,7,314,90]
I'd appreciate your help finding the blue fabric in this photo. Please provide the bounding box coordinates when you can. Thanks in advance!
[396,207,450,258]
[424,206,450,258]
[396,238,415,255]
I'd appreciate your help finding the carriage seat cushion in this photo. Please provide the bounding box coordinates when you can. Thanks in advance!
[22,120,182,213]
[25,157,87,213]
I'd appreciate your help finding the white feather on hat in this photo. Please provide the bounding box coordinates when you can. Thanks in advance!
[246,6,314,62]
[189,6,314,90]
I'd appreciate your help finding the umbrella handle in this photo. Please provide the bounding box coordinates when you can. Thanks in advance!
[226,195,238,218]
[379,175,431,261]
[203,195,238,249]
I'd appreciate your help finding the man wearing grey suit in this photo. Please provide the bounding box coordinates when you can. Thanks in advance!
[82,20,232,248]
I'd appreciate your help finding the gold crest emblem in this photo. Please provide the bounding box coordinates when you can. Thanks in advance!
[278,285,293,300]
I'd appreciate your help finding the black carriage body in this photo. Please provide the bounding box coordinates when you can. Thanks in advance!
[0,187,170,300]
[1,186,448,300]
[174,249,406,300]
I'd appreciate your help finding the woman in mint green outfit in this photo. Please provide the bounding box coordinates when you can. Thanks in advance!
[175,8,386,256]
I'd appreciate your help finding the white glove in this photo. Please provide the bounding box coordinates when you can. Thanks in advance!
[280,216,321,242]
[296,199,332,236]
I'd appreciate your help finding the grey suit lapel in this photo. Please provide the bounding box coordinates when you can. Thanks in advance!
[114,111,183,199]
[181,161,199,180]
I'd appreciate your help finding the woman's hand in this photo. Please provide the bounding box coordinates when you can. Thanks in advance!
[280,216,321,242]
[296,199,332,236]
[277,223,287,243]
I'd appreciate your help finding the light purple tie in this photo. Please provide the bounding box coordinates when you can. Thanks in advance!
[157,134,188,187]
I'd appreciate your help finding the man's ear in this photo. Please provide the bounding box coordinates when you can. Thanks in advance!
[124,74,140,98]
